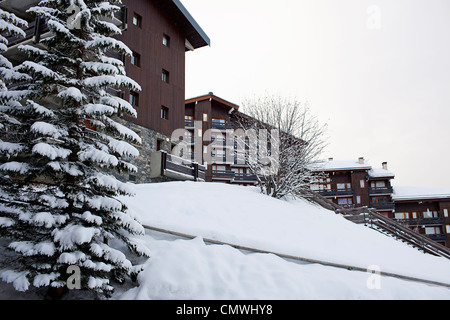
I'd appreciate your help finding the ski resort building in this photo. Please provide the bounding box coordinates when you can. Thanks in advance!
[311,158,450,248]
[184,93,258,185]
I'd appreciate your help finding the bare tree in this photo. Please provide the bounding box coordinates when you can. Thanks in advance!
[231,94,328,200]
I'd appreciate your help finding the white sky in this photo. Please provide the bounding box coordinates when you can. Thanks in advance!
[182,0,450,188]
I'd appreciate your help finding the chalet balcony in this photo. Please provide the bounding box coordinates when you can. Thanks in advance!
[426,234,447,242]
[150,151,205,182]
[317,188,354,197]
[211,122,234,131]
[396,217,445,227]
[212,170,235,181]
[368,187,394,195]
[370,202,395,210]
[232,174,258,184]
[185,120,195,129]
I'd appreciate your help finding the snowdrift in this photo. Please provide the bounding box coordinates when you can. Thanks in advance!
[118,181,450,299]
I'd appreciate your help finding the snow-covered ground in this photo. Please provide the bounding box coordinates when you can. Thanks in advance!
[117,181,450,300]
[2,181,450,299]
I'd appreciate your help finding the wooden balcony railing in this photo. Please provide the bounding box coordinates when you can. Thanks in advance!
[370,202,395,210]
[317,189,354,197]
[211,170,235,180]
[368,187,394,195]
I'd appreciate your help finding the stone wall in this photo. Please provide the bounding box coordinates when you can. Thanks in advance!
[114,118,176,184]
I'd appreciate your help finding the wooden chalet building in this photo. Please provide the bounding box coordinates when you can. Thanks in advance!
[1,0,210,183]
[184,93,258,185]
[311,158,395,216]
[391,186,450,248]
[311,158,450,248]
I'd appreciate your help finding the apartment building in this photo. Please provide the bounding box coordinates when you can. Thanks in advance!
[183,93,257,185]
[1,0,210,184]
[392,186,450,248]
[311,158,395,216]
[311,158,450,248]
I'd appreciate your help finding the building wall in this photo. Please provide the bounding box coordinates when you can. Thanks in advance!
[117,0,186,137]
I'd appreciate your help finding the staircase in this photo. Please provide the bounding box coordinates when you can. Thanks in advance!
[311,193,450,260]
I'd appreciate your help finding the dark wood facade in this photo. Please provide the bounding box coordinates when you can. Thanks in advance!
[391,198,450,247]
[312,158,450,248]
[117,0,204,137]
[184,93,259,185]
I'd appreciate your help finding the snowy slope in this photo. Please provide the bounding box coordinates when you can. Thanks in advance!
[119,235,450,300]
[122,182,450,283]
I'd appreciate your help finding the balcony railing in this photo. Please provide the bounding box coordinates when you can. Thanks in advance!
[317,188,354,197]
[232,174,258,184]
[211,122,234,130]
[395,217,445,226]
[370,202,395,210]
[368,187,394,195]
[427,234,447,242]
[212,170,235,180]
[150,151,205,182]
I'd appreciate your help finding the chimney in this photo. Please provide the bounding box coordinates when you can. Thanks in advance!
[382,162,388,170]
[358,157,364,165]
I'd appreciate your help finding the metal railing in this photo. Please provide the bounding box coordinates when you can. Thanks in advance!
[360,209,450,260]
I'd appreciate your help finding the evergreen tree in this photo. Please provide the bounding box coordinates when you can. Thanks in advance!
[0,0,148,297]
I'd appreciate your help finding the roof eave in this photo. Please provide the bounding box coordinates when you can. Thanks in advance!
[172,0,210,49]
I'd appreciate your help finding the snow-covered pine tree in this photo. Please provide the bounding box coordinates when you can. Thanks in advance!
[0,0,149,297]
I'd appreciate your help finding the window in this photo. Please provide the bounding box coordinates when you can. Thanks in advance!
[423,210,439,218]
[161,106,169,120]
[162,69,169,83]
[444,209,449,217]
[446,225,450,234]
[131,52,140,67]
[129,91,139,107]
[371,181,386,188]
[163,34,170,47]
[337,183,351,190]
[212,118,226,124]
[212,149,225,158]
[338,198,353,205]
[356,196,361,204]
[395,212,409,220]
[232,168,245,176]
[156,139,162,151]
[425,227,441,235]
[203,113,208,122]
[185,115,194,120]
[212,165,226,172]
[360,180,365,188]
[132,13,142,28]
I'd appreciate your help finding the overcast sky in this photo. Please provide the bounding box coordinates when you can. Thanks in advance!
[181,0,450,189]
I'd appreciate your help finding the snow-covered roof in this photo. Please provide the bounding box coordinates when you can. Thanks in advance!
[311,159,372,171]
[368,168,395,179]
[392,186,450,201]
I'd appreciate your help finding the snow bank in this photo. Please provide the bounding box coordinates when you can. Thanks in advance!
[120,235,450,300]
[121,182,450,286]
